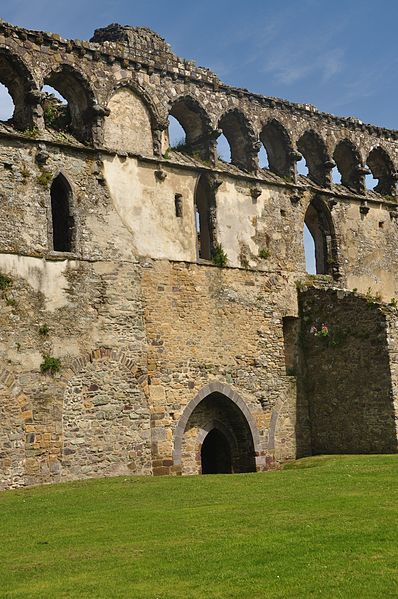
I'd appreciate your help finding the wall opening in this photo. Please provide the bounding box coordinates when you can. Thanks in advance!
[216,132,232,163]
[168,97,211,160]
[366,147,395,196]
[333,140,362,193]
[296,156,309,178]
[0,83,14,121]
[303,223,316,273]
[258,145,269,169]
[365,172,377,191]
[195,175,216,260]
[331,165,341,184]
[43,66,94,142]
[168,114,186,149]
[50,174,75,252]
[42,85,70,132]
[218,109,253,171]
[260,120,292,177]
[297,131,330,186]
[0,49,36,130]
[178,391,257,475]
[304,197,336,276]
[201,429,232,474]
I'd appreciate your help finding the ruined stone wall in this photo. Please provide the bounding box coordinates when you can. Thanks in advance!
[0,20,398,488]
[299,287,398,454]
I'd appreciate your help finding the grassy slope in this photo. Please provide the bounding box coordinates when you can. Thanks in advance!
[0,455,397,598]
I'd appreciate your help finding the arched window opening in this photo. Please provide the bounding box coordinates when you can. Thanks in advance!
[218,110,254,171]
[43,66,94,142]
[216,132,231,163]
[0,83,14,121]
[168,97,211,160]
[333,140,363,193]
[297,131,330,187]
[195,175,216,260]
[366,147,395,196]
[201,429,232,474]
[365,172,378,192]
[168,114,186,149]
[296,156,309,177]
[258,145,269,169]
[42,85,70,132]
[0,50,36,130]
[304,223,316,274]
[304,197,337,276]
[331,165,341,184]
[260,120,292,177]
[50,175,75,252]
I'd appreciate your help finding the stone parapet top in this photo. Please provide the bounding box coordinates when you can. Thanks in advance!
[0,19,397,141]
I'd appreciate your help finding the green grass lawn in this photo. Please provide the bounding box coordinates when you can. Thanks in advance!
[1,455,398,598]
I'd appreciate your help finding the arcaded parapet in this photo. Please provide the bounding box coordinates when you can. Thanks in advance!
[0,20,396,295]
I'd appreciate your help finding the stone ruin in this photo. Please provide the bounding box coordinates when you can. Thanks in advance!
[0,20,397,488]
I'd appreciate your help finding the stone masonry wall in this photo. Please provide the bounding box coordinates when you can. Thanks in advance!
[0,20,398,488]
[299,287,398,454]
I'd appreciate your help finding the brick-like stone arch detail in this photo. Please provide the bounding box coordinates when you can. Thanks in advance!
[173,381,262,466]
[0,369,16,390]
[267,398,283,451]
[67,347,144,379]
[62,348,151,479]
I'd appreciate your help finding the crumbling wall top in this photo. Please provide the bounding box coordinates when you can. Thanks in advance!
[90,23,174,56]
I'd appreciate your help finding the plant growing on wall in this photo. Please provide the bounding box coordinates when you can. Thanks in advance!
[310,323,329,338]
[0,272,12,290]
[40,354,61,375]
[258,248,270,260]
[37,169,52,187]
[212,244,228,267]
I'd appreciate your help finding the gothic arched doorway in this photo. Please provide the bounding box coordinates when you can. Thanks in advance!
[174,385,259,475]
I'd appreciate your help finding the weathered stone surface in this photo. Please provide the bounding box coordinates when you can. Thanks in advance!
[0,20,397,489]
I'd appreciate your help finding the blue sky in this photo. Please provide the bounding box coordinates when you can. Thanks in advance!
[0,0,396,272]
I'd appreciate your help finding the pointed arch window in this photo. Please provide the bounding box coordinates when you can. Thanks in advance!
[304,197,337,276]
[50,174,75,252]
[195,175,216,260]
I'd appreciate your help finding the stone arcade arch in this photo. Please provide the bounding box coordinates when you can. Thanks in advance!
[260,119,294,178]
[0,47,37,129]
[168,95,212,160]
[366,146,396,196]
[297,130,331,187]
[43,64,96,142]
[218,109,257,172]
[173,383,261,475]
[333,139,364,193]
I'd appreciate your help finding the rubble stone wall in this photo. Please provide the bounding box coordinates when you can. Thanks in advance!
[0,20,397,488]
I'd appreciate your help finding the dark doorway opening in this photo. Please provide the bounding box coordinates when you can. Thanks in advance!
[201,429,232,474]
